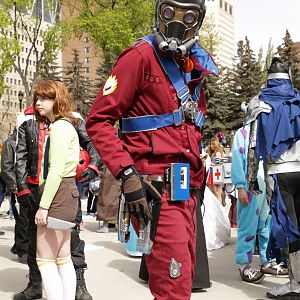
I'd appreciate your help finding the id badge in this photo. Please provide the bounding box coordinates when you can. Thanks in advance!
[170,163,190,201]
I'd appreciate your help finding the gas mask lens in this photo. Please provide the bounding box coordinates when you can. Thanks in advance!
[183,10,197,25]
[162,6,175,20]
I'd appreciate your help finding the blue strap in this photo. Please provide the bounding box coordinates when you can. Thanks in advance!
[121,35,204,133]
[142,36,190,104]
[122,108,185,133]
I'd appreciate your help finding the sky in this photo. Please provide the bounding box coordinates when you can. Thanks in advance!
[234,0,300,55]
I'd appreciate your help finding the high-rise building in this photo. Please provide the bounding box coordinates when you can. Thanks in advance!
[61,3,101,85]
[205,0,235,68]
[0,0,61,138]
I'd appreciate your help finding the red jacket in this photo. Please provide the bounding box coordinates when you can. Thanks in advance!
[86,41,214,188]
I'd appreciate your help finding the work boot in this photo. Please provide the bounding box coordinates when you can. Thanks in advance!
[76,269,93,300]
[13,270,42,300]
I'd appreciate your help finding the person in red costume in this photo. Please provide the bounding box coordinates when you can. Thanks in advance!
[87,1,218,299]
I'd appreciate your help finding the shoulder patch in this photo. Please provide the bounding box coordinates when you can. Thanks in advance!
[103,75,118,96]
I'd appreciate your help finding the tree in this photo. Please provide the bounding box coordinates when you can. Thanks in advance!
[64,49,93,117]
[65,0,155,62]
[225,37,264,132]
[0,6,19,98]
[0,0,64,106]
[277,30,300,90]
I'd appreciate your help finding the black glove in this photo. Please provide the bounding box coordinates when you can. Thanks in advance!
[78,168,97,183]
[17,193,34,210]
[120,166,161,227]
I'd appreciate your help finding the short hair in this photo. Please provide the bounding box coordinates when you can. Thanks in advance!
[33,80,77,126]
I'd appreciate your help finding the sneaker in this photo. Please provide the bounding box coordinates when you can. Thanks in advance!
[261,262,289,277]
[266,280,300,299]
[96,226,109,233]
[239,265,265,284]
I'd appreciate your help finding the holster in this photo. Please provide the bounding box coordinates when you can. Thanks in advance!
[147,180,163,243]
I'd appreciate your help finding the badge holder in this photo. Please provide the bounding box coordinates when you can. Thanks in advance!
[166,163,190,201]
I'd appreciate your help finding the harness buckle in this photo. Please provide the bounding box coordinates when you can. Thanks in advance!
[173,107,185,126]
[182,100,198,122]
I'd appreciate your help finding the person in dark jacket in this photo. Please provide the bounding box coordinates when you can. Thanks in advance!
[1,129,29,263]
[14,106,101,300]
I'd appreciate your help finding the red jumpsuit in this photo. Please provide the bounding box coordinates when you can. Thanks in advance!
[86,40,214,299]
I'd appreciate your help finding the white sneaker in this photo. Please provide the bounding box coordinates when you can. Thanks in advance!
[96,226,109,233]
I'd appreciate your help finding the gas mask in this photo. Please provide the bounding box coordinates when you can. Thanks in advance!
[154,0,206,55]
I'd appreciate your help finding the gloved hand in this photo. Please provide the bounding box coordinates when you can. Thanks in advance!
[120,166,161,227]
[17,193,34,210]
[78,167,97,183]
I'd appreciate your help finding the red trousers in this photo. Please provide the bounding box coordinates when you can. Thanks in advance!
[145,191,197,300]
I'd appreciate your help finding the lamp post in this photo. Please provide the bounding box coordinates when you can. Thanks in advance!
[18,91,24,112]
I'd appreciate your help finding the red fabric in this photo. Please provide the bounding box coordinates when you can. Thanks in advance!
[24,105,33,115]
[17,189,32,197]
[140,192,197,300]
[86,41,205,188]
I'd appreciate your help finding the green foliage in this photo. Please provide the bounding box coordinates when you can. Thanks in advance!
[0,0,63,104]
[224,37,263,133]
[64,49,93,117]
[277,30,300,90]
[66,0,155,61]
[0,6,19,97]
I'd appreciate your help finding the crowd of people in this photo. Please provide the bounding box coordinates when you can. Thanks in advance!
[0,0,300,299]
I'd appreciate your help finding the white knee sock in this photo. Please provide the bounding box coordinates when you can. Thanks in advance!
[56,256,76,300]
[36,258,63,300]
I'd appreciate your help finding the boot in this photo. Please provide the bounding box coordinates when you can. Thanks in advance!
[266,251,300,299]
[13,270,42,300]
[75,269,93,300]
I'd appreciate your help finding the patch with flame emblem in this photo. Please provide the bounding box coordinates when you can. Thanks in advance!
[103,75,118,96]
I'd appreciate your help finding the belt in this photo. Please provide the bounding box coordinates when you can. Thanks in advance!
[145,174,197,191]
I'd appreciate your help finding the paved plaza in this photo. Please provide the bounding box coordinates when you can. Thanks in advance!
[0,199,288,300]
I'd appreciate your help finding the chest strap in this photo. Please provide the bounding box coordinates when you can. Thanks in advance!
[121,35,204,133]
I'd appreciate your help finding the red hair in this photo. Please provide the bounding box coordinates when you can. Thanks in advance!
[33,80,77,126]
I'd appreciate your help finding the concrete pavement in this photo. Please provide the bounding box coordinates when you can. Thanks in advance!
[0,198,288,300]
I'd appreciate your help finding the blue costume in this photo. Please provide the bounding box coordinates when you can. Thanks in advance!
[231,124,271,266]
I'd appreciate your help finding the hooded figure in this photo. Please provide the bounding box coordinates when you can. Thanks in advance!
[250,57,300,299]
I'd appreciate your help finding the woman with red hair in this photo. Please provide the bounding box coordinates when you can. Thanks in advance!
[33,80,79,300]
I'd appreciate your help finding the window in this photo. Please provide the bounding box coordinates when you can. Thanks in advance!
[22,58,24,63]
[14,91,17,96]
[6,78,8,83]
[14,79,17,84]
[84,47,90,54]
[229,5,233,15]
[18,80,21,85]
[84,67,90,74]
[84,57,90,64]
[219,0,223,8]
[225,2,228,12]
[10,78,13,84]
[84,37,89,43]
[2,101,4,106]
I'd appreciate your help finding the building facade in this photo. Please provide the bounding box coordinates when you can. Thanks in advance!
[0,0,61,138]
[206,0,235,68]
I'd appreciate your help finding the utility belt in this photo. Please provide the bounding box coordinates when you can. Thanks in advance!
[121,101,204,133]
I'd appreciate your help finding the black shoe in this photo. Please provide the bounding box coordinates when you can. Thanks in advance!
[10,245,17,255]
[13,270,42,300]
[18,253,28,264]
[76,269,93,300]
[239,265,265,284]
